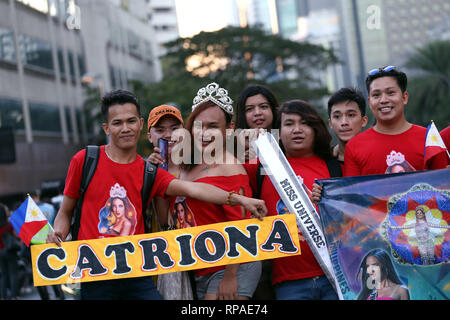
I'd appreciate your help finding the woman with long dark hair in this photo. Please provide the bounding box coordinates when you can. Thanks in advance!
[235,84,279,130]
[357,248,410,300]
[234,85,279,163]
[244,99,339,300]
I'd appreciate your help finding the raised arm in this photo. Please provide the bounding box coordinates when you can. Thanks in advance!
[165,179,267,220]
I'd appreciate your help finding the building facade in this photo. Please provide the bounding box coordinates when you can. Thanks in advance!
[0,0,162,204]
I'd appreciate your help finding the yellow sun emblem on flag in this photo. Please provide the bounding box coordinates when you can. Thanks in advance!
[31,208,40,217]
[431,134,438,143]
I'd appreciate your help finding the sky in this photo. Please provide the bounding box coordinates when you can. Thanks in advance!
[175,0,236,38]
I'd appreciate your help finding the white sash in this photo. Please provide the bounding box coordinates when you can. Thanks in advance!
[252,133,343,299]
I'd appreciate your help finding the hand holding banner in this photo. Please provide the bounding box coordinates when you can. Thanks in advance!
[318,169,450,300]
[251,132,342,299]
[31,214,300,286]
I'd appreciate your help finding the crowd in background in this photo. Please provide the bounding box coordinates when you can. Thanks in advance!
[1,65,449,300]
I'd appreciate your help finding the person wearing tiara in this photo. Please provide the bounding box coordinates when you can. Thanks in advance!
[47,89,268,300]
[344,66,447,176]
[389,205,450,265]
[155,82,263,300]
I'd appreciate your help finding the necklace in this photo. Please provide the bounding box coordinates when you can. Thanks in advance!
[105,146,117,163]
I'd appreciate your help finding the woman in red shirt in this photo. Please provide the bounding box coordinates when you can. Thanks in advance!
[168,83,261,300]
[245,100,339,300]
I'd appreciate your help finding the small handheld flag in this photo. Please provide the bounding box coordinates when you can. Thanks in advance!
[424,121,449,165]
[9,195,53,246]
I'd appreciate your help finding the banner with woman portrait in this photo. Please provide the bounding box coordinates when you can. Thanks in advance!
[317,169,450,300]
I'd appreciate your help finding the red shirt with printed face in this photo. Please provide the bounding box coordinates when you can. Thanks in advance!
[245,155,330,285]
[170,174,252,277]
[344,125,448,177]
[64,145,175,240]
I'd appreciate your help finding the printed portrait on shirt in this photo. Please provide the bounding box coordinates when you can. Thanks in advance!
[98,183,137,236]
[171,197,196,229]
[385,150,416,174]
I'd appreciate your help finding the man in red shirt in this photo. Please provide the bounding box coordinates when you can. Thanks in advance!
[327,87,368,163]
[47,90,267,300]
[344,66,448,176]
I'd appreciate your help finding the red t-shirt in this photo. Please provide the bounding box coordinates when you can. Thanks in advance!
[169,174,252,277]
[64,145,175,240]
[244,155,330,285]
[440,126,450,165]
[344,125,448,177]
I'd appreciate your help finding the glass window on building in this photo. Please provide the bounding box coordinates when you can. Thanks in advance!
[127,30,142,57]
[16,0,49,14]
[67,50,75,79]
[29,102,61,133]
[0,28,16,63]
[143,40,153,62]
[19,35,54,73]
[276,0,299,38]
[65,106,73,133]
[77,54,85,76]
[0,97,24,130]
[57,48,66,75]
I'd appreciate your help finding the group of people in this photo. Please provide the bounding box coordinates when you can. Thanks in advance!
[43,65,448,301]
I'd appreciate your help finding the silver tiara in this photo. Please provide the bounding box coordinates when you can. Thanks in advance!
[192,82,234,115]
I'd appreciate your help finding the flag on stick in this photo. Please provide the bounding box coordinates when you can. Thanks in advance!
[9,195,53,246]
[424,121,449,165]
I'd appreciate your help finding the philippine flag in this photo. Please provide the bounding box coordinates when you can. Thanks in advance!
[424,121,448,166]
[9,195,53,246]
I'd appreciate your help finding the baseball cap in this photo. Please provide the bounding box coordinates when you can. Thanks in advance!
[147,105,184,131]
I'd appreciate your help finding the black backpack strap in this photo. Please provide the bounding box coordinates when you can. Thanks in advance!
[72,145,100,241]
[141,160,158,233]
[325,158,343,178]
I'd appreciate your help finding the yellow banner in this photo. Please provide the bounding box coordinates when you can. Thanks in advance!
[31,214,300,286]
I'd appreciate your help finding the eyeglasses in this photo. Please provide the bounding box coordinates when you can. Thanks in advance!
[368,65,396,76]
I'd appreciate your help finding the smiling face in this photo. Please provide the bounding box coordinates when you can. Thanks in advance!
[244,94,274,129]
[280,113,315,158]
[191,105,228,154]
[368,76,408,126]
[102,103,144,151]
[148,116,183,154]
[329,100,368,143]
[415,207,426,220]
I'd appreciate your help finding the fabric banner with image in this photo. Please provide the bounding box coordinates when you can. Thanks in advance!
[31,214,300,286]
[318,169,450,300]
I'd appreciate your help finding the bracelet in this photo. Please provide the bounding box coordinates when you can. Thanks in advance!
[226,191,237,206]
